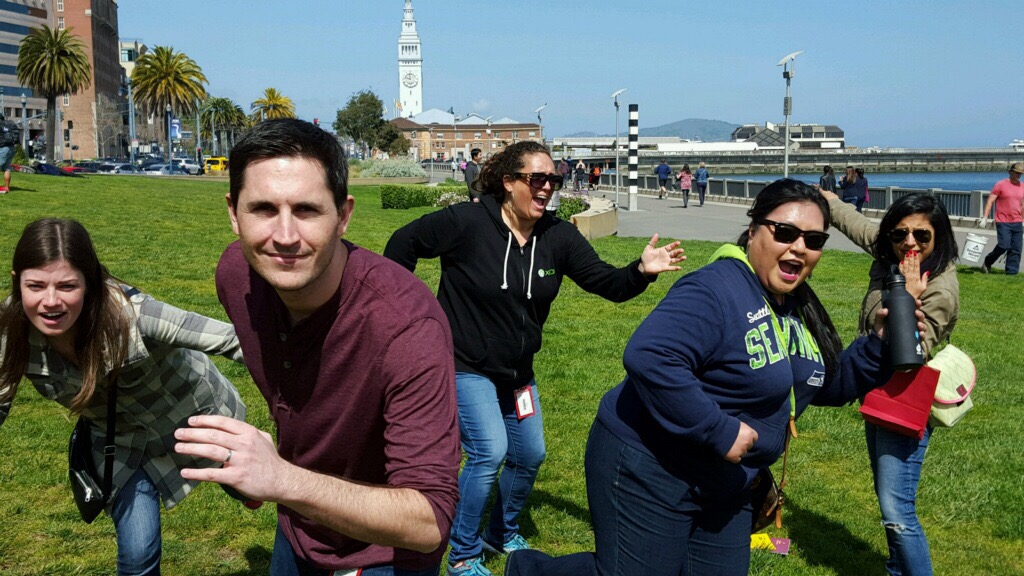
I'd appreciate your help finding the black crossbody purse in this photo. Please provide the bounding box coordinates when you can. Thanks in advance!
[68,383,117,523]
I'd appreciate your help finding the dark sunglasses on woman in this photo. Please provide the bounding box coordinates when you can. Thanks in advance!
[887,228,932,244]
[757,219,830,251]
[514,172,564,191]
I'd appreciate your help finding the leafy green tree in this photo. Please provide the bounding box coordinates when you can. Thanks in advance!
[130,46,208,144]
[16,25,91,163]
[334,90,385,158]
[373,122,410,157]
[250,88,295,122]
[202,96,246,155]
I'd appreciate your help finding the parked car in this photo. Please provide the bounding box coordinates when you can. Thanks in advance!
[204,156,228,173]
[72,161,101,173]
[174,157,202,175]
[143,163,189,176]
[99,163,142,174]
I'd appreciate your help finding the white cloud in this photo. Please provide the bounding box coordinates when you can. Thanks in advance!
[472,99,491,112]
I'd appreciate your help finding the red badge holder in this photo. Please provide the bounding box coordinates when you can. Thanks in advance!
[859,366,940,440]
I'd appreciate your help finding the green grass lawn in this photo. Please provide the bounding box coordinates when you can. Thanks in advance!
[0,173,1020,575]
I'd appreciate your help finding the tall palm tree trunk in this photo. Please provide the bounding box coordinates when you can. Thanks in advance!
[44,97,56,163]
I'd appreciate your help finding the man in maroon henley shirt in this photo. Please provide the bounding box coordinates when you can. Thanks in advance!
[175,119,460,575]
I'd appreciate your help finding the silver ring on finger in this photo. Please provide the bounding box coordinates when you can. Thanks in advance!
[224,449,233,463]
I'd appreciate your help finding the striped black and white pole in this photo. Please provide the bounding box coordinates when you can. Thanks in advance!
[628,104,639,211]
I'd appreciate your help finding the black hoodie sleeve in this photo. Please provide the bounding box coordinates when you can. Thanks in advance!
[384,206,464,271]
[560,225,653,302]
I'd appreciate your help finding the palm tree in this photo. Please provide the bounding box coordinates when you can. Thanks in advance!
[131,46,207,148]
[250,88,296,122]
[16,25,91,163]
[201,96,246,155]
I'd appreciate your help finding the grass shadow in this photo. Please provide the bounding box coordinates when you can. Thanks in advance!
[785,501,888,576]
[517,488,593,539]
[220,545,272,575]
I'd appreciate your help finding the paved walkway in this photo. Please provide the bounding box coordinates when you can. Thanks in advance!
[594,187,1003,269]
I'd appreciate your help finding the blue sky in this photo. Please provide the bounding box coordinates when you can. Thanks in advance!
[120,0,1023,148]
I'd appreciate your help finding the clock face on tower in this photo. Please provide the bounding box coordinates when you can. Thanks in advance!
[403,72,419,88]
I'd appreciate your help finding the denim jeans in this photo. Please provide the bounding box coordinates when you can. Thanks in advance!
[271,526,440,576]
[111,467,162,576]
[842,195,866,213]
[866,422,933,576]
[448,373,546,563]
[984,221,1023,274]
[695,183,707,206]
[505,420,751,576]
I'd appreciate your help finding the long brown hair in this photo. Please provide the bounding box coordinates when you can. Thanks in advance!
[0,219,131,414]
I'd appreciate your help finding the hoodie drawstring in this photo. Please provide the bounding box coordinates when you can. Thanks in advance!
[499,232,537,300]
[526,236,536,300]
[500,233,512,291]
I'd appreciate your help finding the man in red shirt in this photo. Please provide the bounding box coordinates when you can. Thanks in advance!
[175,119,460,575]
[980,161,1024,274]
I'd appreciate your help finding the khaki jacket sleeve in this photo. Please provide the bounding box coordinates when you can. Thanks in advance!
[828,197,879,254]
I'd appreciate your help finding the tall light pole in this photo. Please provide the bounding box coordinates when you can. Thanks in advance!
[777,51,804,178]
[127,79,136,165]
[20,93,26,153]
[165,103,172,162]
[451,113,460,161]
[611,88,626,207]
[535,103,547,129]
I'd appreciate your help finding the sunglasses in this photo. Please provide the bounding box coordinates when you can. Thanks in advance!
[513,172,564,191]
[887,228,932,244]
[757,219,829,251]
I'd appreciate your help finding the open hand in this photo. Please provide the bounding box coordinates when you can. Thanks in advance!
[639,233,686,275]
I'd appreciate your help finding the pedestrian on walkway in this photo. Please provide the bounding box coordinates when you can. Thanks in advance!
[979,161,1024,274]
[655,159,672,198]
[677,164,692,207]
[694,162,710,206]
[574,160,587,193]
[0,112,21,193]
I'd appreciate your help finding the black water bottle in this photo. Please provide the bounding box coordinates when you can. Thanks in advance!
[883,267,924,371]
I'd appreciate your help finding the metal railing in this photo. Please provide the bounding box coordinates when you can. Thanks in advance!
[599,174,991,219]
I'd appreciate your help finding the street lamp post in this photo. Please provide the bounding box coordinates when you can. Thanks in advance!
[611,88,627,207]
[777,51,804,178]
[165,103,172,163]
[452,113,460,163]
[20,93,26,153]
[127,79,136,165]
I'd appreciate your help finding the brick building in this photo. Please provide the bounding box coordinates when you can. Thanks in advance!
[53,0,122,160]
[394,109,544,162]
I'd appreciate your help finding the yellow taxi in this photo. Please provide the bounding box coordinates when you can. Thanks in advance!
[204,156,228,173]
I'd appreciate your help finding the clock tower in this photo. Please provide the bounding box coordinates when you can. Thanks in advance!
[397,0,423,117]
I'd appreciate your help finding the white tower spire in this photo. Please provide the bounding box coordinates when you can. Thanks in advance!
[398,0,423,117]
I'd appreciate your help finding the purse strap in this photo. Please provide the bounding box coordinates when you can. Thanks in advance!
[101,381,117,503]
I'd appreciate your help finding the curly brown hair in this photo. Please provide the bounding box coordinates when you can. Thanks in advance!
[472,140,552,199]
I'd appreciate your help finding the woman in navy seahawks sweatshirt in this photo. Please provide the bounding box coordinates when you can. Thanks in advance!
[507,179,910,576]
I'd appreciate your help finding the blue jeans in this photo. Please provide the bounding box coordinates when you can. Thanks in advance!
[505,420,751,576]
[984,221,1023,274]
[448,373,546,563]
[271,526,439,576]
[866,423,933,576]
[842,195,866,213]
[695,182,707,205]
[112,467,162,576]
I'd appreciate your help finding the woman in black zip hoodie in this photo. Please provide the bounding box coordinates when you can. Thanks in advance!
[385,141,685,575]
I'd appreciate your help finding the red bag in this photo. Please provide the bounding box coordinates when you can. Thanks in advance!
[859,366,940,439]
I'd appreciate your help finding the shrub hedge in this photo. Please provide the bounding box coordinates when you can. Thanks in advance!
[380,184,468,209]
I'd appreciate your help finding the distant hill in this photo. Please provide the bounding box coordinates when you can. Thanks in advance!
[565,119,740,142]
[640,119,740,142]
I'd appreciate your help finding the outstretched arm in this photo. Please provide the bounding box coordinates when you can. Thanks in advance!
[175,416,443,553]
